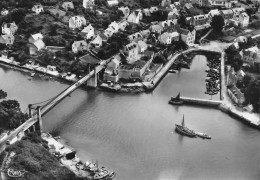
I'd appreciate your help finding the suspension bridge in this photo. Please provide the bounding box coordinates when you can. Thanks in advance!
[0,57,112,147]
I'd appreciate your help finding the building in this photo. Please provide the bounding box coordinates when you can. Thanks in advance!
[0,34,14,45]
[239,12,249,28]
[81,24,95,39]
[107,0,119,6]
[123,42,139,64]
[103,55,121,82]
[72,40,87,53]
[69,16,86,29]
[118,21,128,31]
[207,9,219,22]
[228,85,245,106]
[28,33,43,44]
[159,32,172,45]
[150,7,159,13]
[143,8,151,16]
[1,8,8,16]
[178,28,196,46]
[242,49,260,67]
[90,35,103,48]
[137,40,148,53]
[127,10,142,24]
[104,21,119,38]
[118,6,130,17]
[28,33,45,55]
[62,2,74,11]
[83,0,95,9]
[128,32,143,42]
[188,14,208,26]
[150,24,164,34]
[232,7,245,19]
[2,22,18,35]
[160,20,176,28]
[220,9,234,22]
[32,4,44,14]
[161,0,171,7]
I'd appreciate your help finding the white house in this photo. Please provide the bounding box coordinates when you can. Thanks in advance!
[29,40,45,55]
[28,33,43,44]
[83,0,95,9]
[118,21,128,31]
[143,8,151,16]
[178,28,196,46]
[104,21,119,38]
[69,16,86,29]
[123,41,139,63]
[107,0,119,6]
[90,35,103,48]
[128,32,143,42]
[127,10,142,24]
[72,40,87,53]
[2,22,18,35]
[232,7,245,19]
[0,34,14,45]
[159,32,173,44]
[239,12,249,28]
[32,4,44,14]
[62,2,74,11]
[81,24,95,39]
[137,40,148,53]
[104,55,121,82]
[118,6,130,17]
[1,9,8,16]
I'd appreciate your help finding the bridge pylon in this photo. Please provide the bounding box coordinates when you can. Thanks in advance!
[26,104,42,134]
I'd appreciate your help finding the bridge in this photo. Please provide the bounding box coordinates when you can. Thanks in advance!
[0,57,112,147]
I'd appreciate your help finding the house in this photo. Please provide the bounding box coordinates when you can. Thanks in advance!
[81,24,95,39]
[72,40,87,53]
[104,55,121,82]
[168,12,178,22]
[184,3,194,10]
[150,24,164,34]
[188,14,208,26]
[207,9,219,22]
[174,1,181,9]
[171,32,180,41]
[239,12,249,28]
[143,8,151,16]
[32,4,44,14]
[106,21,119,37]
[128,32,143,42]
[209,0,231,8]
[242,49,260,66]
[118,21,128,31]
[2,22,18,35]
[140,29,151,39]
[123,41,139,64]
[159,32,173,44]
[150,7,159,13]
[28,33,43,44]
[227,66,237,86]
[90,35,103,48]
[118,6,130,17]
[178,28,196,46]
[137,40,148,53]
[236,69,245,81]
[228,85,245,106]
[107,0,119,6]
[232,7,245,19]
[127,10,142,24]
[47,65,56,72]
[180,0,192,6]
[83,0,95,9]
[161,0,171,7]
[1,8,8,16]
[29,40,45,55]
[220,9,234,21]
[160,20,176,28]
[69,16,86,29]
[62,2,74,11]
[0,34,14,45]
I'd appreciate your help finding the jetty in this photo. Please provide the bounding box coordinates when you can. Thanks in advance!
[179,97,222,107]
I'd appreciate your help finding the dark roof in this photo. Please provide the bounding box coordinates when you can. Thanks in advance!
[79,54,101,65]
[178,28,190,35]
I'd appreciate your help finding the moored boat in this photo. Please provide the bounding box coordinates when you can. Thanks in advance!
[195,132,211,139]
[168,69,176,73]
[175,115,197,138]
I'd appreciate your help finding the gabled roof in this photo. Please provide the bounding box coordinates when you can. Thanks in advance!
[31,33,43,41]
[221,9,233,15]
[33,39,45,50]
[178,28,190,35]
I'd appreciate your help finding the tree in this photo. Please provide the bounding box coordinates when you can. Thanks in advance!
[210,15,225,34]
[177,14,187,28]
[0,89,7,99]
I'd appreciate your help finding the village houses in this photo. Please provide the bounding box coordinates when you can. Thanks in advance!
[159,32,179,44]
[198,0,232,8]
[239,12,249,28]
[83,0,95,9]
[242,46,260,67]
[0,34,14,46]
[72,40,87,53]
[1,8,8,16]
[81,24,95,40]
[32,4,44,14]
[122,41,139,64]
[178,28,196,46]
[187,14,208,27]
[90,35,103,48]
[62,2,74,11]
[28,33,45,55]
[127,10,142,24]
[104,21,119,38]
[118,6,130,17]
[69,16,86,29]
[2,22,18,35]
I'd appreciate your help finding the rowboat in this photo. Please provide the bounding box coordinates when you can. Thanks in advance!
[195,132,211,139]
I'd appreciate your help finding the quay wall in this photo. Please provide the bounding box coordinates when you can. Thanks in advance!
[180,97,222,107]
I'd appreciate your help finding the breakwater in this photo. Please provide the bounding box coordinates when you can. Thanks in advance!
[180,97,222,107]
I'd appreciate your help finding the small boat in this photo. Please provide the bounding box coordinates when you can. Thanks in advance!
[93,167,110,179]
[169,92,183,105]
[168,69,176,73]
[195,132,211,139]
[31,72,35,77]
[175,115,197,138]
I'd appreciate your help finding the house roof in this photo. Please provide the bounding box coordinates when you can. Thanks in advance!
[137,40,147,49]
[31,33,43,41]
[151,24,163,31]
[229,85,244,100]
[178,28,190,35]
[33,39,45,50]
[91,35,102,44]
[81,24,94,33]
[79,54,101,64]
[221,9,233,15]
[240,12,248,17]
[125,42,137,51]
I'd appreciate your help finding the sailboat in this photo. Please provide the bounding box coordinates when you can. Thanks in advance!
[175,115,197,137]
[169,92,183,105]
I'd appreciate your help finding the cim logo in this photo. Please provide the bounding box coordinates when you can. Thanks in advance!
[7,168,27,178]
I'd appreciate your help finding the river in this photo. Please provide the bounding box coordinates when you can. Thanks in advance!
[1,46,260,180]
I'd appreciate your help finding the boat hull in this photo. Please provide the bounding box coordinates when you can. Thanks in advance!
[175,125,197,137]
[169,100,184,105]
